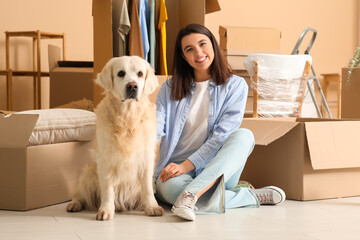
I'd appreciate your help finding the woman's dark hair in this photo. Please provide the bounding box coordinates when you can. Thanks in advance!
[171,23,231,101]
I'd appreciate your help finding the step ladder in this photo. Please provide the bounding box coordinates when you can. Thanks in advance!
[291,27,332,118]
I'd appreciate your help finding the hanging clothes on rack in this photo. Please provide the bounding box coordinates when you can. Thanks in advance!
[158,0,168,75]
[139,0,150,61]
[112,0,131,57]
[128,0,144,58]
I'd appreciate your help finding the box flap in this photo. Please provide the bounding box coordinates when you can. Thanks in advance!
[48,45,61,71]
[241,118,299,145]
[0,114,38,148]
[206,0,221,14]
[305,121,360,170]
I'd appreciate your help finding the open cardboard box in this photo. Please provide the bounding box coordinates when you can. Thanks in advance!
[0,113,93,210]
[240,117,360,201]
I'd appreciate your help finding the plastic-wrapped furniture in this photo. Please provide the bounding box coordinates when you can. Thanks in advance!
[244,54,311,118]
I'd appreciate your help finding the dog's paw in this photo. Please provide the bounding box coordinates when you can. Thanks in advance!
[96,209,114,221]
[145,205,165,216]
[66,201,83,212]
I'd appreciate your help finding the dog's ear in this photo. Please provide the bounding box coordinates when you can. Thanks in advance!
[96,59,114,91]
[144,62,159,95]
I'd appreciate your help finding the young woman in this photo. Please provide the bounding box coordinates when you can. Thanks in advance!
[154,24,285,221]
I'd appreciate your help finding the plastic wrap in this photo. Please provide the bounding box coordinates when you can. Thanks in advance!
[244,54,312,118]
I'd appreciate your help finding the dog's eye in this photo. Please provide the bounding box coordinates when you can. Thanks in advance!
[118,71,125,77]
[137,71,143,78]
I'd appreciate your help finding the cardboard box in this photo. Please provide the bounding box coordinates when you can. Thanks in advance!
[92,0,221,105]
[48,45,94,108]
[240,118,360,200]
[50,67,94,108]
[0,114,93,210]
[219,26,281,51]
[341,67,360,118]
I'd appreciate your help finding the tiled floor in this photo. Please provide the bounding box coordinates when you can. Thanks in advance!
[1,197,360,240]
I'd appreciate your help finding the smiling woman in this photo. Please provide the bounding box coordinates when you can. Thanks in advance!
[170,24,230,101]
[181,33,215,82]
[154,24,286,221]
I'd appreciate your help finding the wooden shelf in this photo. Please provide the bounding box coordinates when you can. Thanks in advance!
[4,30,65,110]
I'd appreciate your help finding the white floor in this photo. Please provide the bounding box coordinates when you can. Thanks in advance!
[1,197,360,240]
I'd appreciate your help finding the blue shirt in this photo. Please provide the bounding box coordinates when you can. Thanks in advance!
[139,0,150,61]
[154,74,248,179]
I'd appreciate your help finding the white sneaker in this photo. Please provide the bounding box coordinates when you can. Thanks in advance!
[252,186,286,205]
[171,191,197,221]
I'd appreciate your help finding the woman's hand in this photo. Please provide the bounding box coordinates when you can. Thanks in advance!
[159,160,195,182]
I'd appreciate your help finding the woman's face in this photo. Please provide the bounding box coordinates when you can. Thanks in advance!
[181,33,214,73]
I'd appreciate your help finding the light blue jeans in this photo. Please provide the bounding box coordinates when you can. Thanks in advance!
[155,128,259,213]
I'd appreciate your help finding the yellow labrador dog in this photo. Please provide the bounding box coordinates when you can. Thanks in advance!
[66,56,164,220]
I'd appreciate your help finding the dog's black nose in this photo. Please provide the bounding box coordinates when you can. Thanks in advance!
[126,82,138,99]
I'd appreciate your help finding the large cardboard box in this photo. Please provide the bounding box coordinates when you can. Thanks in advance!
[240,118,360,201]
[219,26,281,51]
[341,67,360,118]
[0,114,93,210]
[92,0,221,105]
